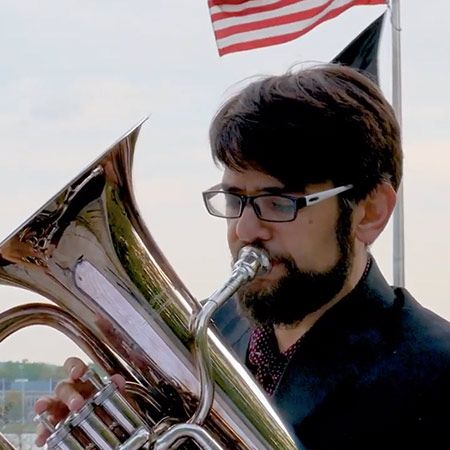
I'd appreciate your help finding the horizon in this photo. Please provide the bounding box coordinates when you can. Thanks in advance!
[1,1,449,365]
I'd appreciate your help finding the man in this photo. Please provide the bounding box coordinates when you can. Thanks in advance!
[35,65,450,449]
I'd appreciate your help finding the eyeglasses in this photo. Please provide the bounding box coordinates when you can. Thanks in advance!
[202,184,353,223]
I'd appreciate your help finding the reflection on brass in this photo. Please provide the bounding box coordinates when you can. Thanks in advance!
[0,120,297,449]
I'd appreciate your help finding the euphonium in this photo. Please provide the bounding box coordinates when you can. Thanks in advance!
[0,120,298,450]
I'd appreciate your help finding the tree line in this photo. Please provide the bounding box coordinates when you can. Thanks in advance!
[0,360,65,381]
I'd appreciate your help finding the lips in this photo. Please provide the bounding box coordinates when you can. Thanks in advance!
[255,260,285,282]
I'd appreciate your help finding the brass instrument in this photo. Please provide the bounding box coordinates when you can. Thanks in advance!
[0,120,298,449]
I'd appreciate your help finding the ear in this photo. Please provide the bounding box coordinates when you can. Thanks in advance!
[354,182,397,245]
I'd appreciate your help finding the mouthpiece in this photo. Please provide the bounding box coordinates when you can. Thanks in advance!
[236,246,271,278]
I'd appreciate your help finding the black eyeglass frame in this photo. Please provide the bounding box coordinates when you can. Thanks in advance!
[202,184,354,223]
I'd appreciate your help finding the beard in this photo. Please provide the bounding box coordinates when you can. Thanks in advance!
[235,207,354,326]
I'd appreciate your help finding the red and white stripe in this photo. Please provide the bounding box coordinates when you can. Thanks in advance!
[209,0,386,56]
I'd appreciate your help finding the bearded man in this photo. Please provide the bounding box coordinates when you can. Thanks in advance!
[35,65,450,450]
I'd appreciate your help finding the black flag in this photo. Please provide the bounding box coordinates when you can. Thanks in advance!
[332,13,385,85]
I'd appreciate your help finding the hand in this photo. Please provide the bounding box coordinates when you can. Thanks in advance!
[34,357,125,447]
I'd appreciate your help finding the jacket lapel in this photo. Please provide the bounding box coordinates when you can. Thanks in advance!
[211,296,251,362]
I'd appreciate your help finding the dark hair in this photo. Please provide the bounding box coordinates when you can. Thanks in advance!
[209,64,402,202]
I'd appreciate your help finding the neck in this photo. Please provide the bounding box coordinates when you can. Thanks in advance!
[274,251,369,353]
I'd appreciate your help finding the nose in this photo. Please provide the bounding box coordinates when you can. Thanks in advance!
[232,203,272,244]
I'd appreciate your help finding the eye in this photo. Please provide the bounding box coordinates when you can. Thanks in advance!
[258,196,294,214]
[270,197,293,212]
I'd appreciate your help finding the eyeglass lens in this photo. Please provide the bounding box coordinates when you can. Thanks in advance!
[206,192,296,221]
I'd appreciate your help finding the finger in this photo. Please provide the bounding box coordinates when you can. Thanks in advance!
[35,397,70,422]
[54,380,86,412]
[63,357,88,380]
[35,423,51,448]
[110,374,126,392]
[34,396,52,414]
[35,415,62,448]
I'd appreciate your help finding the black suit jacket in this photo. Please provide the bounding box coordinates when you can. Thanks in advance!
[212,259,450,449]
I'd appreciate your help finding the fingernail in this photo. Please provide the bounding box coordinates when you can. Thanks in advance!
[70,365,80,379]
[69,396,80,411]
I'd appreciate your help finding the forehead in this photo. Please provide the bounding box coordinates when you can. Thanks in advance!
[221,168,284,193]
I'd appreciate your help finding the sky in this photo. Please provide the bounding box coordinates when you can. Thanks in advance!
[0,0,449,365]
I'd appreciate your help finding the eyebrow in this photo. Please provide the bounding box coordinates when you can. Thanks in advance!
[218,183,286,194]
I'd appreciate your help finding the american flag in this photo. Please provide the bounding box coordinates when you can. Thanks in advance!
[209,0,386,56]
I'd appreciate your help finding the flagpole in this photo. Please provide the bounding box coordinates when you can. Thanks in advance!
[390,0,404,287]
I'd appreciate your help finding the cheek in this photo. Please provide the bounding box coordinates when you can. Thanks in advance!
[286,216,341,270]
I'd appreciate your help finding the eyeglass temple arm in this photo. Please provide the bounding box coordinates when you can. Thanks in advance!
[304,184,353,207]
